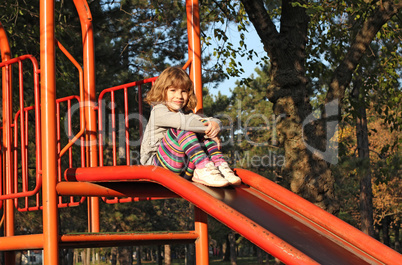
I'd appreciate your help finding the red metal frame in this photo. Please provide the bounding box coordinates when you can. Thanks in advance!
[40,0,59,262]
[0,55,41,202]
[1,20,16,265]
[1,0,209,264]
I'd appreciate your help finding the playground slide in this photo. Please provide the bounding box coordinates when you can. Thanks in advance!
[195,183,381,265]
[65,165,402,265]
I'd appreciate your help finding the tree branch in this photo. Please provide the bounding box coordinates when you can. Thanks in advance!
[326,0,402,103]
[240,0,279,57]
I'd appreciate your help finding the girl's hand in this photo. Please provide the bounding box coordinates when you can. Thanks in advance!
[204,121,220,138]
[210,137,221,150]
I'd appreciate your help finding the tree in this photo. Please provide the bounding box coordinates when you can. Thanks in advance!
[209,0,402,214]
[333,102,401,246]
[221,65,283,180]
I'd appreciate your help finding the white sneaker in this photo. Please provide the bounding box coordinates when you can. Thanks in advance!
[218,162,242,185]
[192,162,230,187]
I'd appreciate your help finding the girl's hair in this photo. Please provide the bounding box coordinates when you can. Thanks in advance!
[145,67,197,112]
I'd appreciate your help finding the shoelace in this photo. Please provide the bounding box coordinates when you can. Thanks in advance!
[205,163,221,175]
[219,165,233,174]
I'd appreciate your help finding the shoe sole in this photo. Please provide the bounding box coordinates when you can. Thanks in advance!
[192,174,229,187]
[227,178,242,186]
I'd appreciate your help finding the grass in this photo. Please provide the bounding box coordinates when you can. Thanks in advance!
[76,256,272,265]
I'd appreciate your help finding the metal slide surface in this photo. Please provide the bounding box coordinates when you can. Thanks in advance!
[195,184,376,265]
[65,166,402,265]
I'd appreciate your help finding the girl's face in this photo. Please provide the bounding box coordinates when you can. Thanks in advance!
[165,86,189,112]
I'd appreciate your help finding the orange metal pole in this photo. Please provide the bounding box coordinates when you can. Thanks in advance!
[186,0,203,113]
[73,0,100,233]
[186,0,208,263]
[0,234,44,251]
[0,21,16,265]
[194,207,209,265]
[40,0,59,264]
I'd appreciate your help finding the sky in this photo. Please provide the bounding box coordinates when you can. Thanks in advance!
[204,26,266,97]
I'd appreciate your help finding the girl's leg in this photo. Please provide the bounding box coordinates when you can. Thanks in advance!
[153,129,221,179]
[154,128,198,178]
[203,138,242,185]
[203,139,226,166]
[154,128,229,187]
[174,131,229,186]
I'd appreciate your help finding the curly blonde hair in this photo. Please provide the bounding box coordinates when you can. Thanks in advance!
[145,67,197,112]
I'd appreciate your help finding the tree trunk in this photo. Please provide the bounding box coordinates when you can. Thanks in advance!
[256,247,263,265]
[111,247,117,265]
[374,224,381,241]
[92,248,96,264]
[136,246,142,265]
[274,257,282,265]
[164,245,171,265]
[15,252,21,265]
[382,216,390,246]
[185,244,195,265]
[60,249,66,265]
[395,221,400,252]
[157,245,163,265]
[240,0,401,215]
[353,77,374,237]
[147,248,152,261]
[86,248,90,265]
[229,232,237,265]
[67,249,73,265]
[265,253,272,265]
[223,237,229,261]
[130,246,134,264]
[240,0,339,214]
[81,250,86,265]
[73,249,79,265]
[118,246,132,265]
[223,232,237,264]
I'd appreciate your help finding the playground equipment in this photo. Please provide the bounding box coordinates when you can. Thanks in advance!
[1,0,402,264]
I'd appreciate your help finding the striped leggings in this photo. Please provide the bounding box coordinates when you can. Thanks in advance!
[153,128,224,179]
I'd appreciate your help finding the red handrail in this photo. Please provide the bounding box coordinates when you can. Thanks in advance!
[97,77,157,203]
[56,40,86,158]
[56,96,86,209]
[13,106,41,211]
[10,95,87,212]
[0,55,41,201]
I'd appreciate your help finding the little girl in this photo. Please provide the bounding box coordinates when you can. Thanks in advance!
[140,67,241,187]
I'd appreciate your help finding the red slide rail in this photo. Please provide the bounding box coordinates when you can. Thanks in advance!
[236,169,402,264]
[63,165,320,265]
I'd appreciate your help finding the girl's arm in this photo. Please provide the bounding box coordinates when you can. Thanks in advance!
[204,120,221,138]
[152,104,221,133]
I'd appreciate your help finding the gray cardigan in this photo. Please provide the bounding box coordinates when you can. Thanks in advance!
[140,104,221,165]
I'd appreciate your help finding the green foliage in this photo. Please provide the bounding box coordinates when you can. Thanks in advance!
[204,65,281,180]
[200,0,269,83]
[100,199,193,233]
